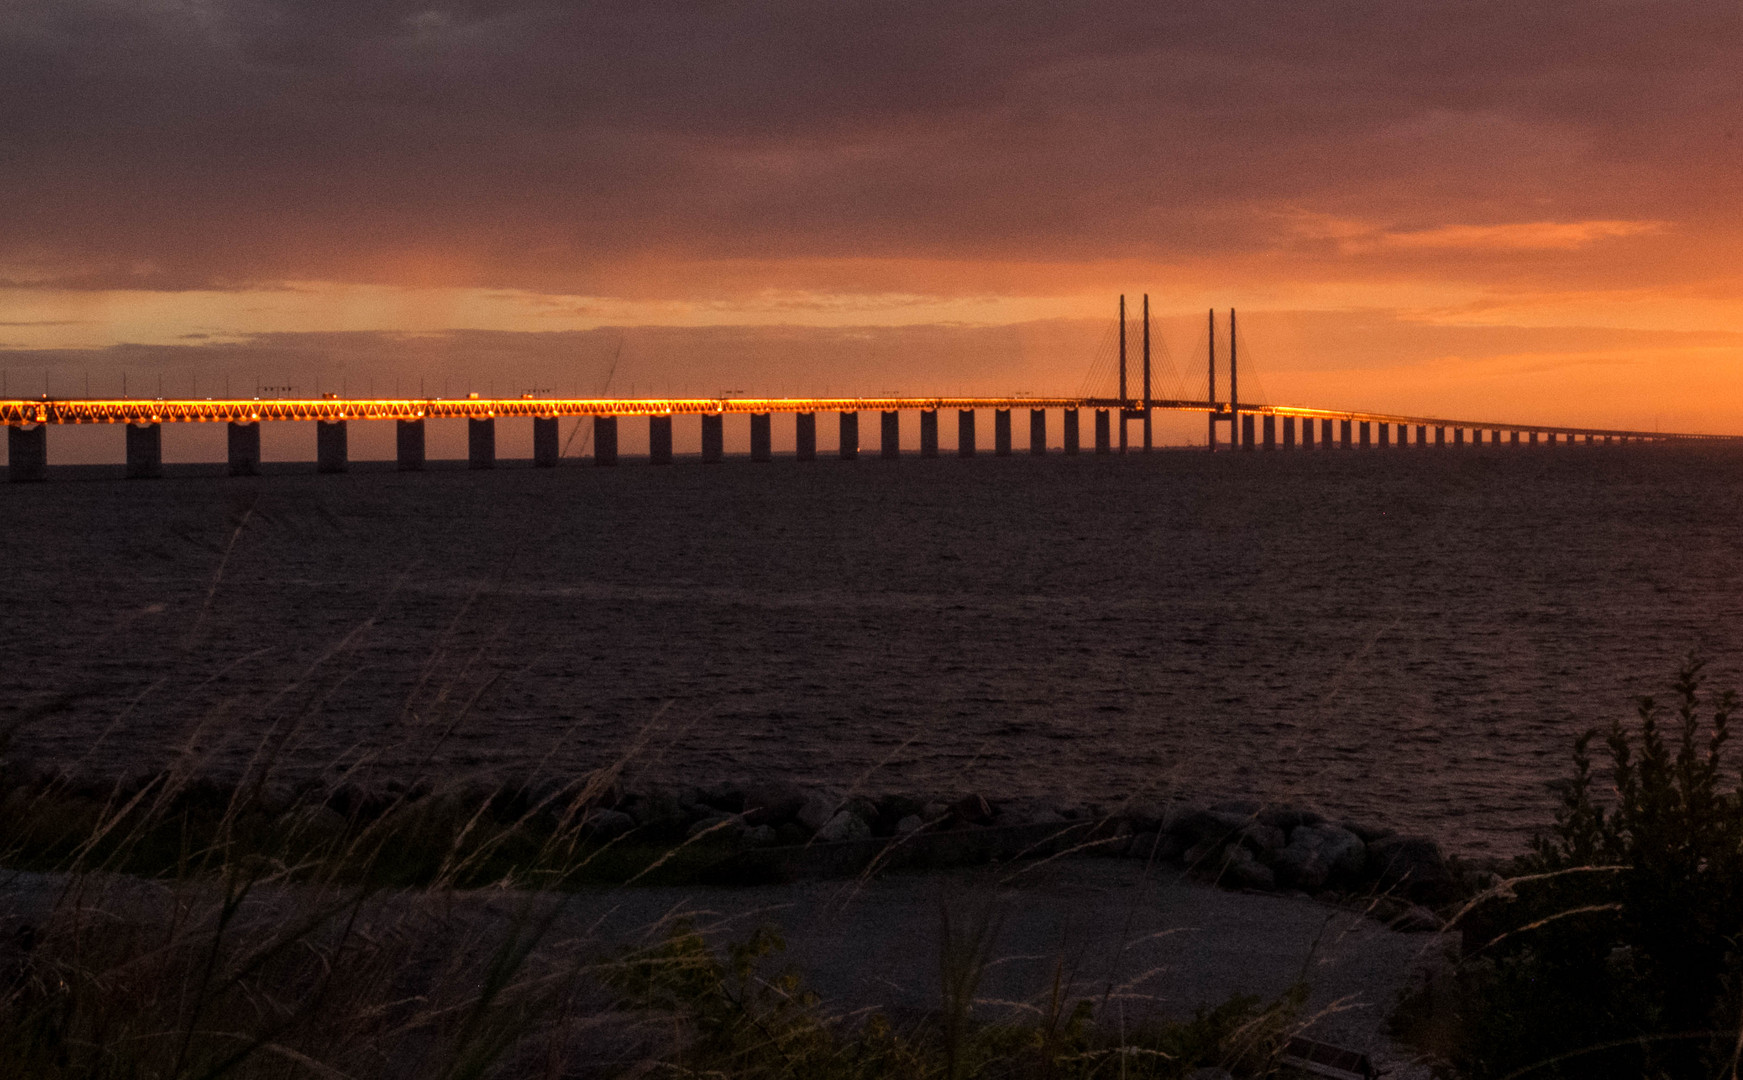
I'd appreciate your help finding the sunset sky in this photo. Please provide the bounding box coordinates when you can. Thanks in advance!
[3,0,1741,448]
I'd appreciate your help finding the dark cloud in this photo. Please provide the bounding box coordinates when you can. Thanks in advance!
[1,1,1738,290]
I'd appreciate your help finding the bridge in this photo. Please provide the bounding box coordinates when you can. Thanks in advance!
[4,301,1737,480]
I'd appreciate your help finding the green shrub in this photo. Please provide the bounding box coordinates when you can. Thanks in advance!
[1434,656,1743,1079]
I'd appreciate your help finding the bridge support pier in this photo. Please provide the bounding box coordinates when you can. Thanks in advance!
[1241,413,1255,450]
[881,411,899,458]
[1433,426,1444,447]
[1320,419,1333,447]
[1510,430,1520,446]
[7,424,46,482]
[1282,416,1295,448]
[701,413,724,463]
[594,416,618,464]
[839,411,859,459]
[649,414,673,464]
[228,421,261,476]
[1338,419,1351,448]
[396,419,425,471]
[1359,421,1371,448]
[1094,409,1110,454]
[994,409,1012,456]
[750,413,771,461]
[1063,409,1079,454]
[1262,414,1275,449]
[1453,427,1464,447]
[958,410,976,457]
[534,417,561,466]
[125,423,162,479]
[317,420,347,474]
[1031,409,1047,455]
[795,412,816,461]
[1378,423,1390,447]
[468,417,496,469]
[1301,418,1314,449]
[920,410,939,457]
[1413,424,1425,446]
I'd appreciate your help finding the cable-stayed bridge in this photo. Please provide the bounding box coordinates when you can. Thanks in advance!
[4,300,1736,480]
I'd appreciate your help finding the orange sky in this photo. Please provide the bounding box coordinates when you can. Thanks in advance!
[3,0,1741,444]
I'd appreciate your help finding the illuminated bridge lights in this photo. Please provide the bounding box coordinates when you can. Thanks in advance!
[0,396,1737,443]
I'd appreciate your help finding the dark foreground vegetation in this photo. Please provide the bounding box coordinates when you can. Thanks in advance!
[1398,656,1743,1079]
[7,657,1743,1077]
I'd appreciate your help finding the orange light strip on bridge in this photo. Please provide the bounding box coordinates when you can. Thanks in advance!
[1,397,1737,442]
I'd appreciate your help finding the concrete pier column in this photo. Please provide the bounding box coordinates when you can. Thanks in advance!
[700,413,724,463]
[749,413,771,462]
[994,409,1012,456]
[1413,424,1425,446]
[1262,414,1276,449]
[1030,409,1047,455]
[125,423,163,479]
[1359,421,1371,448]
[1241,413,1255,449]
[1510,430,1520,446]
[594,416,619,464]
[958,410,976,457]
[316,420,348,474]
[396,419,425,471]
[1339,419,1352,448]
[795,412,816,461]
[1434,426,1446,447]
[1378,423,1390,448]
[1063,409,1080,454]
[920,410,939,457]
[1094,409,1111,454]
[228,421,261,476]
[1301,418,1315,449]
[533,417,561,466]
[468,417,496,469]
[1321,419,1335,446]
[839,411,859,460]
[1528,432,1539,445]
[7,425,46,482]
[1282,416,1296,448]
[649,414,673,464]
[881,411,900,459]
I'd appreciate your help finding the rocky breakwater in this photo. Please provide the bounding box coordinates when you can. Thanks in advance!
[603,783,1474,928]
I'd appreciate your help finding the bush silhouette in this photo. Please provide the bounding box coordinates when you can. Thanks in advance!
[1447,656,1743,1079]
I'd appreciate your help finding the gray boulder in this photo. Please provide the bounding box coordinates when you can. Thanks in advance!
[742,781,805,824]
[796,791,840,833]
[816,809,872,843]
[894,815,925,836]
[1218,845,1276,890]
[1272,823,1366,890]
[1369,834,1456,902]
[686,813,743,842]
[582,808,636,840]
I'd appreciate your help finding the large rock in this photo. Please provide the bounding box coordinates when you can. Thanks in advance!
[1237,823,1286,855]
[1273,823,1367,888]
[686,813,743,842]
[582,808,636,840]
[815,809,872,843]
[796,791,840,833]
[950,793,995,826]
[1217,845,1276,890]
[742,781,806,825]
[1368,834,1456,902]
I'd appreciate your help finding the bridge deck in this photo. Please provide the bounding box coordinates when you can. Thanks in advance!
[1,396,1736,443]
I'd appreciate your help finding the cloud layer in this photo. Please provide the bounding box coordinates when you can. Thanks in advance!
[3,0,1739,296]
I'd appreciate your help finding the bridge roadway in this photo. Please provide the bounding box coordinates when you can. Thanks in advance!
[4,395,1739,480]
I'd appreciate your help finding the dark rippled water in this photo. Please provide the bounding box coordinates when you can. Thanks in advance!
[7,445,1743,855]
